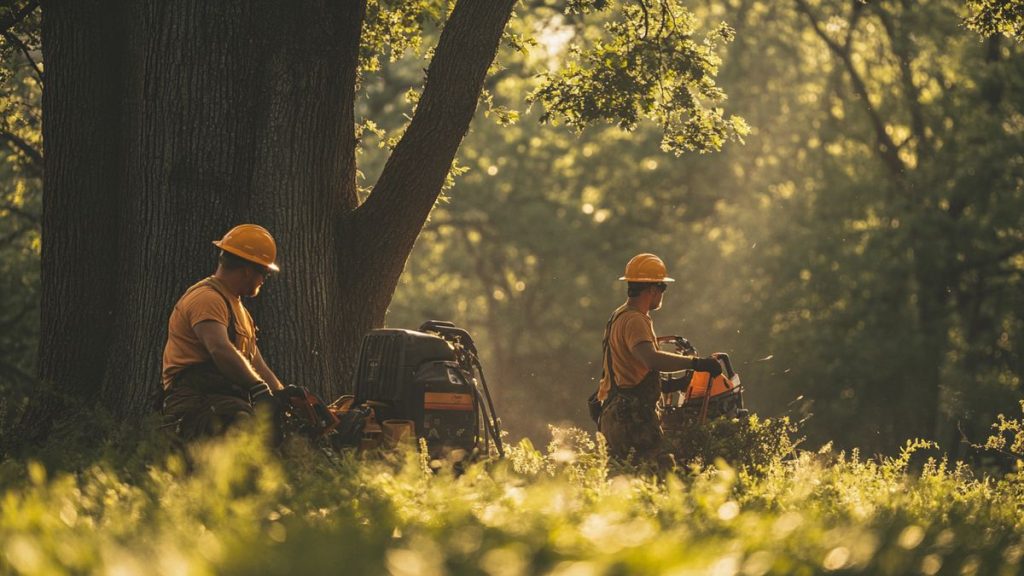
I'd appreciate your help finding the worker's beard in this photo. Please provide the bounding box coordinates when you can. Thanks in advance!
[246,279,263,298]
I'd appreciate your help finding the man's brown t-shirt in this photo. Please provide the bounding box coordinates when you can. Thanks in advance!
[597,304,657,402]
[161,276,257,389]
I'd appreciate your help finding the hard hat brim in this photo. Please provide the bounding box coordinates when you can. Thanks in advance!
[619,276,675,282]
[213,240,280,272]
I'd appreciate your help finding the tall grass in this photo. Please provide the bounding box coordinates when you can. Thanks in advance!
[1,411,1023,575]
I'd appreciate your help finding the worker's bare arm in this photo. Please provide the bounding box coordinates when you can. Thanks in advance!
[251,346,284,391]
[193,320,263,387]
[631,341,695,373]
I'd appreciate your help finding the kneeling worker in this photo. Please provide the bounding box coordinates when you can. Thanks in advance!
[161,224,285,439]
[597,253,722,462]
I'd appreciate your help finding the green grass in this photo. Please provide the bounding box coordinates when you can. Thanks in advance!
[1,413,1023,575]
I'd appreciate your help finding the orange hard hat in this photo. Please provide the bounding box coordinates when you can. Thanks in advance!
[212,224,280,271]
[619,253,674,282]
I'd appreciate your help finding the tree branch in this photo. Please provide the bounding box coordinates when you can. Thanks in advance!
[458,225,518,369]
[0,221,35,247]
[0,0,38,38]
[639,0,651,40]
[3,30,43,85]
[354,0,518,282]
[0,129,42,168]
[875,2,929,162]
[0,358,34,385]
[0,302,33,331]
[0,200,40,223]
[795,0,908,182]
[955,241,1024,274]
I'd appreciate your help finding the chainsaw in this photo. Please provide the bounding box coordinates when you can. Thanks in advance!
[658,335,749,429]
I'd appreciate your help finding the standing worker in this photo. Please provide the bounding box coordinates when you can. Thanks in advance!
[161,224,286,440]
[596,253,722,465]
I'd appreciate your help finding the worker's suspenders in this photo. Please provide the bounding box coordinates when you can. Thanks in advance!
[182,278,236,345]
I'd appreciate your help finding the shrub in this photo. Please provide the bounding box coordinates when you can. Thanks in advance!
[663,413,800,471]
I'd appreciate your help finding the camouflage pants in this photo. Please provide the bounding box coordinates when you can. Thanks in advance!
[163,384,254,440]
[162,363,254,440]
[599,393,666,463]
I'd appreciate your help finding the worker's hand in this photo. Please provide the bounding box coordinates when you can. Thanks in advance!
[693,356,724,377]
[248,381,275,407]
[280,384,305,398]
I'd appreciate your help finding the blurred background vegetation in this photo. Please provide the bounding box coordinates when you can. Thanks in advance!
[1,0,1022,456]
[381,0,1024,454]
[0,1,40,434]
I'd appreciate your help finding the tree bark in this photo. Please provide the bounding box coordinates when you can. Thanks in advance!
[99,0,367,415]
[27,0,123,440]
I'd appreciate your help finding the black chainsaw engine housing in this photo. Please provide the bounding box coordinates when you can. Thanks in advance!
[353,328,483,456]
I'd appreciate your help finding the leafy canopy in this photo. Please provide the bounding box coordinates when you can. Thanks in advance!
[531,0,748,154]
[965,0,1024,41]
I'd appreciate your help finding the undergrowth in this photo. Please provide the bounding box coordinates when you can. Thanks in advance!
[1,410,1023,575]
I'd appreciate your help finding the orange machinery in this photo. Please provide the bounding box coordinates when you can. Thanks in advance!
[657,335,748,428]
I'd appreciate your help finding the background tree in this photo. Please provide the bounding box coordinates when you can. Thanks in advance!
[388,0,1024,451]
[729,0,1024,453]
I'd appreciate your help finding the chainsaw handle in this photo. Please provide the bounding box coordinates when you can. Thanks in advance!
[712,352,735,379]
[657,335,696,355]
[420,320,478,355]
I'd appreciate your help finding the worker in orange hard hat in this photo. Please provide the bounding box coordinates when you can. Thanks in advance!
[589,253,723,466]
[160,224,286,440]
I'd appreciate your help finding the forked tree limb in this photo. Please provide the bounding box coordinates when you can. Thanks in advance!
[0,199,40,223]
[352,0,518,282]
[795,0,908,182]
[874,2,929,162]
[0,0,38,37]
[3,30,44,84]
[0,129,43,169]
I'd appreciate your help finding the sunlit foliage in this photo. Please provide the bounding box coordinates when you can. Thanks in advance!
[385,0,1024,454]
[531,0,748,154]
[2,416,1023,575]
[965,0,1024,41]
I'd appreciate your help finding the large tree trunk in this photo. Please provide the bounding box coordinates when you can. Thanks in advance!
[29,0,123,437]
[908,240,953,443]
[100,0,366,415]
[30,0,516,434]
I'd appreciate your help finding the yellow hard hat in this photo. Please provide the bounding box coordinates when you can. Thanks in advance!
[619,253,674,282]
[212,224,280,272]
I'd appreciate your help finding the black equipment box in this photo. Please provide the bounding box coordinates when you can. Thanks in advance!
[353,328,489,456]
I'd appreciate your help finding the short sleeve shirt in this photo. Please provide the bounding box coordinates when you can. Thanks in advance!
[597,304,657,401]
[161,276,257,389]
